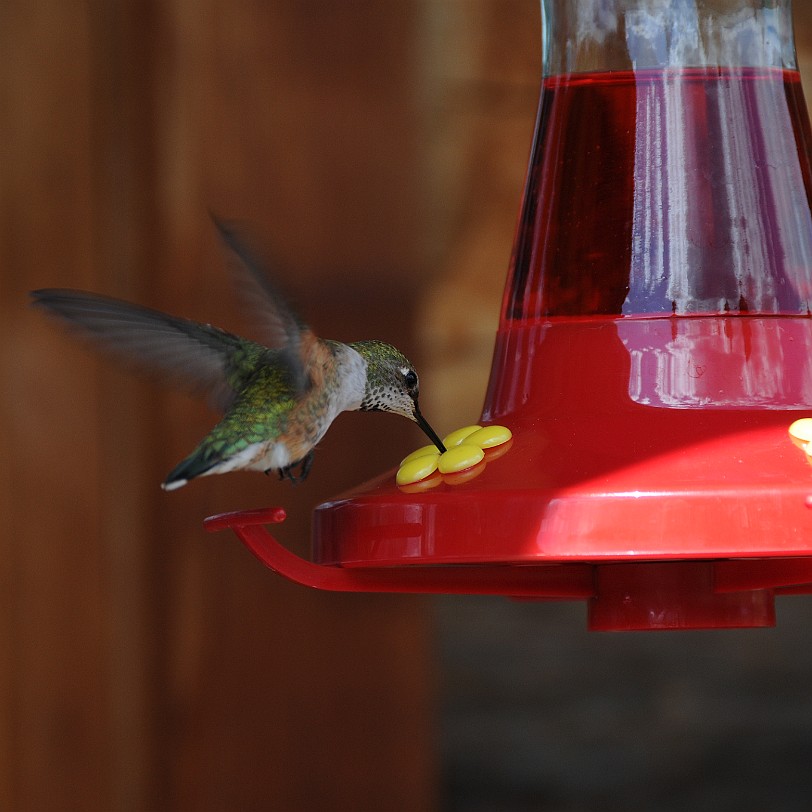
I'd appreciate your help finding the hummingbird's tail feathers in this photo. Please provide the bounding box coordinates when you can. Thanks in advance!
[162,445,220,490]
[161,476,189,492]
[162,439,264,490]
[30,288,269,412]
[212,218,312,395]
[161,456,211,491]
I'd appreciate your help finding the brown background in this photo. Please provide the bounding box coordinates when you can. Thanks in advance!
[4,2,812,811]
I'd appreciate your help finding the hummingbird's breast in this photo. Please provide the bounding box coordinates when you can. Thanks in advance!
[260,340,367,467]
[291,340,366,434]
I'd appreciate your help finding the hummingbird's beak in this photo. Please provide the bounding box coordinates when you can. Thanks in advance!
[413,402,447,453]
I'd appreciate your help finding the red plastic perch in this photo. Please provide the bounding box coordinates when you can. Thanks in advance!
[204,507,595,599]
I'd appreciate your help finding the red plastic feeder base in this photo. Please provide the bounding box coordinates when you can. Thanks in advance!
[588,562,776,631]
[205,508,812,631]
[206,316,812,632]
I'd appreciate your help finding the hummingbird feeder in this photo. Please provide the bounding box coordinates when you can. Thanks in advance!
[207,0,812,630]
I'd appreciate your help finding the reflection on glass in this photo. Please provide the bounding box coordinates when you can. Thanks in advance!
[618,317,812,407]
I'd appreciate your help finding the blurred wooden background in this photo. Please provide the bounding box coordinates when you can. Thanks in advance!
[3,2,482,809]
[5,2,812,811]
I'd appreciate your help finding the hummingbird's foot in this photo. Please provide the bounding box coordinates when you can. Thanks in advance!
[272,450,315,485]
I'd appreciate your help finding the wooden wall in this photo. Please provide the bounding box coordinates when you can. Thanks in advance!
[6,2,812,810]
[1,2,457,809]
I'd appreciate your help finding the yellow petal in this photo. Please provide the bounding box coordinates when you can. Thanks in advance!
[442,425,482,448]
[397,454,440,485]
[438,443,485,474]
[789,418,812,448]
[466,425,513,449]
[400,445,441,466]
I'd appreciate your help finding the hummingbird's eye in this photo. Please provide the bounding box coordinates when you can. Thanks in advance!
[403,369,418,391]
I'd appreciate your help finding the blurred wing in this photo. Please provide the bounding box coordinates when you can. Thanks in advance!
[212,217,311,394]
[30,289,269,411]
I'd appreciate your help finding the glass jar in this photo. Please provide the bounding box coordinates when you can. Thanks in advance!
[504,0,812,318]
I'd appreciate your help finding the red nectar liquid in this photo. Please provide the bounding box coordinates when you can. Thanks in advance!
[504,68,812,320]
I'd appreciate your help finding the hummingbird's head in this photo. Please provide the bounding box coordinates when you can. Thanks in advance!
[350,340,447,453]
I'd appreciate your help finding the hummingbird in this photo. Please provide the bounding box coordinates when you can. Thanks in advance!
[31,220,447,490]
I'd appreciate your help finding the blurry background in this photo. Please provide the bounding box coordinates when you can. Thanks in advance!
[5,2,812,810]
